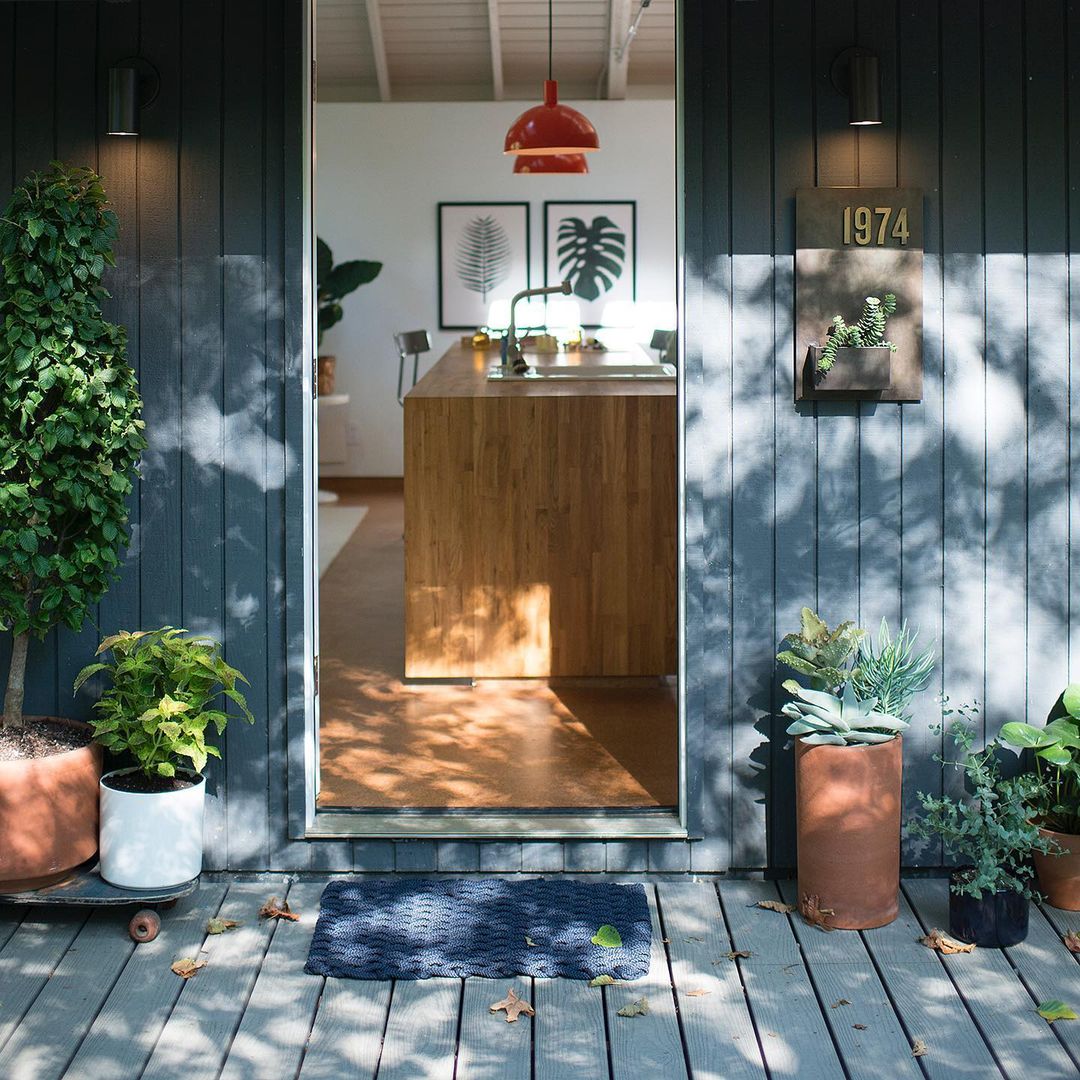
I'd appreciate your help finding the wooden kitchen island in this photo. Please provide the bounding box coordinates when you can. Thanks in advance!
[404,344,676,678]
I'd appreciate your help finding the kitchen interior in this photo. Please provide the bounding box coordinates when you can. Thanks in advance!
[314,0,678,812]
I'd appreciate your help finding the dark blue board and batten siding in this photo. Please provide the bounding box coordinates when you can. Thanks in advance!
[1,0,1077,873]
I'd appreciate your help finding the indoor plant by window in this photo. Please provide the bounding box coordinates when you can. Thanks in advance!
[811,293,897,390]
[999,685,1080,910]
[0,163,144,890]
[75,627,254,888]
[778,610,933,929]
[316,237,382,395]
[910,705,1054,947]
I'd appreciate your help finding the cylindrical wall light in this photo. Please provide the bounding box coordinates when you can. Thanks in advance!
[830,47,882,127]
[107,58,160,136]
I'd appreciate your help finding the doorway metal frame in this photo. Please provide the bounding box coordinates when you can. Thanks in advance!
[290,0,693,842]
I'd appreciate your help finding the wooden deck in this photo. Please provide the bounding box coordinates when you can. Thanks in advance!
[1,876,1079,1079]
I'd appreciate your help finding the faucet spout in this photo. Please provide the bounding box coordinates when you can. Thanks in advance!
[506,280,573,373]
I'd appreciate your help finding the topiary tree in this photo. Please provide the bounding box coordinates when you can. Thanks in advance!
[0,162,145,729]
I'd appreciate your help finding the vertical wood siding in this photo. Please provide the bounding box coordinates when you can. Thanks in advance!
[2,0,1075,872]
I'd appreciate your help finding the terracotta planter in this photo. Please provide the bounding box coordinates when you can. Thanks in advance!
[794,735,902,929]
[0,718,102,892]
[1034,826,1080,911]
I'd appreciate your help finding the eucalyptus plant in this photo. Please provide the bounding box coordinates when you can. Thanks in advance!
[0,162,144,729]
[317,237,381,347]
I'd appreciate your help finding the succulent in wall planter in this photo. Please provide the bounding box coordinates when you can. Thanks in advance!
[76,628,254,889]
[0,163,144,891]
[809,293,898,391]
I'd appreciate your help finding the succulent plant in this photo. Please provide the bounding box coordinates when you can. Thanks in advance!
[782,683,908,746]
[817,293,898,378]
[776,607,865,693]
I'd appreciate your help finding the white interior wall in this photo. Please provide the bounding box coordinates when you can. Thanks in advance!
[316,100,677,477]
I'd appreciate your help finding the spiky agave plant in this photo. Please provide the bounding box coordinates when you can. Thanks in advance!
[782,684,908,747]
[850,619,935,722]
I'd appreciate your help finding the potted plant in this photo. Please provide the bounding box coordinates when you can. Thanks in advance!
[999,685,1080,910]
[809,293,898,391]
[778,610,934,929]
[0,163,144,890]
[316,237,382,395]
[910,705,1054,947]
[75,627,254,889]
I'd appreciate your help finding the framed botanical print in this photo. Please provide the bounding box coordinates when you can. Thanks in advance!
[543,201,636,328]
[438,202,530,330]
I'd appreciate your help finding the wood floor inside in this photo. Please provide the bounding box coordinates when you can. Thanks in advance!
[317,491,678,809]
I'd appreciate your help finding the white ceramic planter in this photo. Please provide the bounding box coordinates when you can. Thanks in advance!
[99,769,205,889]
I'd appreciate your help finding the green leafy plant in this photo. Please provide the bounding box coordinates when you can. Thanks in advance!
[317,237,381,347]
[999,684,1080,836]
[782,683,907,746]
[75,627,254,780]
[850,619,935,721]
[0,162,145,729]
[816,293,898,378]
[455,216,510,304]
[557,215,627,302]
[909,704,1055,898]
[776,607,865,693]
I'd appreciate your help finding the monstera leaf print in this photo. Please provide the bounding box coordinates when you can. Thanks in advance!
[456,215,512,301]
[557,215,627,301]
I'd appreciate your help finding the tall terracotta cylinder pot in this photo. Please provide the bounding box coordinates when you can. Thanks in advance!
[0,718,102,892]
[794,735,903,929]
[1034,826,1080,910]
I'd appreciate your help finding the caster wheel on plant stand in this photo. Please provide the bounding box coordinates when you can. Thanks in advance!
[128,909,161,943]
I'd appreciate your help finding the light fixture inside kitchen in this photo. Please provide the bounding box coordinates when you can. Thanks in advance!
[513,153,589,174]
[504,0,600,157]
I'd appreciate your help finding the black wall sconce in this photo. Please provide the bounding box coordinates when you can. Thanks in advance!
[107,58,160,136]
[830,47,882,126]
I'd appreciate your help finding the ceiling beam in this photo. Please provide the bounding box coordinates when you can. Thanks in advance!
[365,0,391,102]
[605,0,633,100]
[487,0,504,101]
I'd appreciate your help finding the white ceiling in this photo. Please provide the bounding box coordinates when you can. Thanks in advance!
[316,0,676,102]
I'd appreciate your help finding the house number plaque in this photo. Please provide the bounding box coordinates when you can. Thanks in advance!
[795,187,924,403]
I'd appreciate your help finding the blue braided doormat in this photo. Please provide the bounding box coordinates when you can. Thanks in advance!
[304,878,652,981]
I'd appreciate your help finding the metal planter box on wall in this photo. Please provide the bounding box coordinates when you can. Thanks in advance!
[802,345,892,395]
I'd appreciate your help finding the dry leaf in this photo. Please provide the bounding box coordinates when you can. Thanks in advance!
[206,918,240,935]
[685,988,711,997]
[853,1024,867,1031]
[259,896,300,922]
[911,1039,928,1058]
[524,936,538,948]
[831,999,851,1009]
[489,988,535,1023]
[1064,932,1080,953]
[588,975,615,987]
[799,894,835,932]
[919,929,975,954]
[617,997,649,1017]
[720,950,752,961]
[170,957,206,980]
[754,900,796,914]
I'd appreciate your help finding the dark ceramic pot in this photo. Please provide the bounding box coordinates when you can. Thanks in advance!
[948,872,1029,947]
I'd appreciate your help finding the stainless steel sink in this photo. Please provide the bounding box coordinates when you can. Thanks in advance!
[488,362,676,381]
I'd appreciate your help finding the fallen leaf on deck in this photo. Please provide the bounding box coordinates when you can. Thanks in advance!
[911,1039,928,1058]
[853,1024,867,1031]
[489,988,535,1023]
[919,929,975,954]
[617,997,649,1017]
[592,925,623,948]
[754,900,796,914]
[1037,1000,1078,1024]
[171,958,206,980]
[720,950,752,961]
[259,897,300,922]
[588,975,615,987]
[524,936,538,947]
[799,894,835,932]
[831,999,851,1008]
[1064,932,1080,953]
[205,918,240,935]
[685,988,711,997]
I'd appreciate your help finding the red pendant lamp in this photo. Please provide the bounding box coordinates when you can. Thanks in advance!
[513,153,589,174]
[504,0,600,158]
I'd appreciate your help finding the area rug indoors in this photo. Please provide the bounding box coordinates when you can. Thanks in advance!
[317,504,368,578]
[305,878,652,980]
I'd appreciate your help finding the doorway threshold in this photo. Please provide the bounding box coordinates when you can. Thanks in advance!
[307,807,687,841]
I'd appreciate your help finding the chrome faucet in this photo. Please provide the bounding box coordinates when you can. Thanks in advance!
[505,280,572,373]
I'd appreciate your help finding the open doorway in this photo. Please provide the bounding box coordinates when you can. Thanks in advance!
[311,0,679,818]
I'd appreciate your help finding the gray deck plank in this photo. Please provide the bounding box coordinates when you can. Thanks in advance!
[60,884,228,1080]
[904,878,1078,1080]
[0,908,87,1056]
[861,888,1005,1079]
[607,885,689,1080]
[776,881,923,1080]
[297,978,392,1080]
[0,905,25,952]
[375,979,461,1080]
[0,908,136,1080]
[532,977,609,1080]
[139,882,288,1080]
[1037,901,1080,942]
[658,880,766,1080]
[719,880,845,1079]
[218,881,325,1080]
[456,977,531,1080]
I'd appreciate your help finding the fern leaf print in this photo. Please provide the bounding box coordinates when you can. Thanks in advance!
[557,215,627,302]
[455,215,512,301]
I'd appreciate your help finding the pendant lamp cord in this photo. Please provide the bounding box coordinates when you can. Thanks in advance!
[548,0,553,81]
